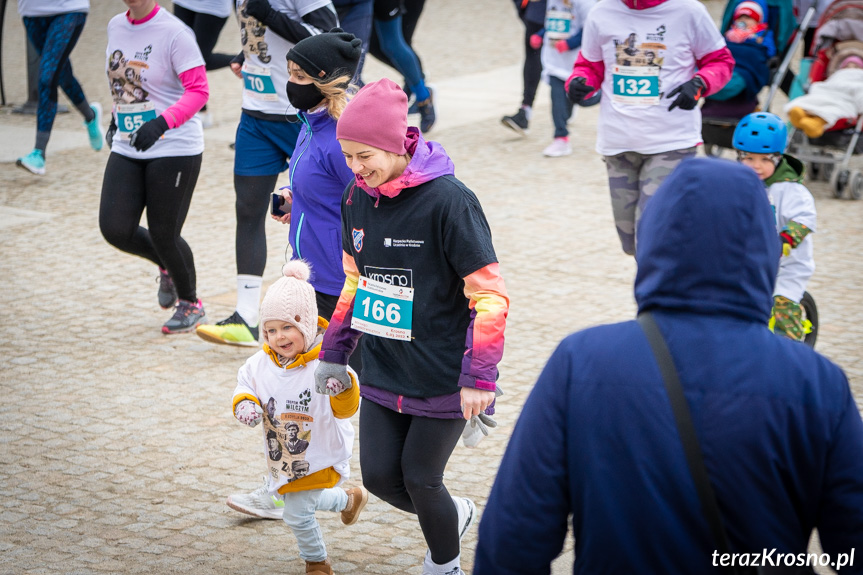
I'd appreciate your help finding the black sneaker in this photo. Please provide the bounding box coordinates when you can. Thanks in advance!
[195,311,260,346]
[501,109,529,136]
[162,299,206,334]
[417,91,436,133]
[157,267,178,310]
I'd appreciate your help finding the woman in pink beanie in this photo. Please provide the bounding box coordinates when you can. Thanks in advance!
[314,78,511,575]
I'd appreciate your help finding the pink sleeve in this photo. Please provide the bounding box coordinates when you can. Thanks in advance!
[565,52,605,98]
[695,46,735,96]
[162,65,209,129]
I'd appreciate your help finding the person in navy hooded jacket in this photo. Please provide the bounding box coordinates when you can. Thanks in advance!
[474,158,863,574]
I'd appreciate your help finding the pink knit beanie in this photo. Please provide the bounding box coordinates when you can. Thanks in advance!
[259,260,318,351]
[840,55,863,69]
[336,78,408,155]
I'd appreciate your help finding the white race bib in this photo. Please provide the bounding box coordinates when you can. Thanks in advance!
[242,63,278,102]
[351,275,414,341]
[116,102,156,140]
[611,65,661,106]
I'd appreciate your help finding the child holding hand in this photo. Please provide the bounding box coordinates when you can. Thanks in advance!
[231,260,367,575]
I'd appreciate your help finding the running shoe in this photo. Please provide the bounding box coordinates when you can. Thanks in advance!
[157,267,178,309]
[195,311,259,346]
[542,137,572,157]
[85,102,103,151]
[501,108,529,136]
[162,299,206,334]
[452,496,477,543]
[226,477,284,519]
[16,149,46,175]
[417,90,436,133]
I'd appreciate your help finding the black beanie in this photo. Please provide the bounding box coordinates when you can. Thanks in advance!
[286,28,362,81]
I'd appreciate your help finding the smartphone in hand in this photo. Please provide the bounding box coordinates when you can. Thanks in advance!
[271,192,289,217]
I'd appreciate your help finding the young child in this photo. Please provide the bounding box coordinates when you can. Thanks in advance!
[732,112,817,341]
[711,0,776,102]
[530,0,595,157]
[230,260,367,575]
[786,53,863,138]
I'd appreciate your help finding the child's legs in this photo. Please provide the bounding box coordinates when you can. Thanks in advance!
[604,152,644,255]
[282,489,337,562]
[549,76,574,139]
[635,148,697,228]
[773,295,806,341]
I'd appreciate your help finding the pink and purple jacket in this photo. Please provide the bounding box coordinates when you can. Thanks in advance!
[320,129,509,419]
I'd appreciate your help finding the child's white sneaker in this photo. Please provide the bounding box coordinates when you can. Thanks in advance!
[543,137,572,157]
[226,477,284,519]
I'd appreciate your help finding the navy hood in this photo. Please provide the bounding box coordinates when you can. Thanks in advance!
[635,158,779,323]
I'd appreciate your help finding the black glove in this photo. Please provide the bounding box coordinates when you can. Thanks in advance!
[105,116,117,150]
[130,116,169,152]
[245,0,274,23]
[567,77,596,105]
[666,76,705,111]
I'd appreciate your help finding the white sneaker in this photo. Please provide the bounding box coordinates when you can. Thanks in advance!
[542,137,572,157]
[226,477,284,519]
[452,496,476,543]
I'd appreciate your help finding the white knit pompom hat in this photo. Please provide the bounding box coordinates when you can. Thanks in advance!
[259,260,318,351]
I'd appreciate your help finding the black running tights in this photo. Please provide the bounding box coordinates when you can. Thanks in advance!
[172,5,234,71]
[99,153,202,302]
[360,399,466,564]
[235,174,278,277]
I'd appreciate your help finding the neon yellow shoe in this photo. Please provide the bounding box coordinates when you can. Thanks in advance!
[196,311,259,346]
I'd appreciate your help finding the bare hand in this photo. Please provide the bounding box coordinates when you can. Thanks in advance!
[460,387,495,420]
[270,187,292,224]
[230,62,243,79]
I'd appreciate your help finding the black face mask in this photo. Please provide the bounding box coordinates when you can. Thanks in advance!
[287,81,324,111]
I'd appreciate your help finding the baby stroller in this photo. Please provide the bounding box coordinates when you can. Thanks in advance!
[786,0,863,199]
[701,0,809,155]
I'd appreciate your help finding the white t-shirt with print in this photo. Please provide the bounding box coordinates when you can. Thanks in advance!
[17,0,88,17]
[174,0,233,18]
[236,0,331,116]
[540,0,595,82]
[106,8,205,159]
[580,0,726,156]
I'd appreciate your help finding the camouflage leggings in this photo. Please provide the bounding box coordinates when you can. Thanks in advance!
[604,148,697,255]
[773,295,805,342]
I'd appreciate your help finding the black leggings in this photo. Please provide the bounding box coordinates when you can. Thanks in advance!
[99,153,202,302]
[360,399,466,564]
[234,174,278,276]
[522,18,543,109]
[369,0,426,83]
[172,5,234,71]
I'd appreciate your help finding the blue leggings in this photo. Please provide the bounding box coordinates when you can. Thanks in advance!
[22,13,91,147]
[373,16,429,101]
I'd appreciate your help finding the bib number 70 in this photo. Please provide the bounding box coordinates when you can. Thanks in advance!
[360,297,401,324]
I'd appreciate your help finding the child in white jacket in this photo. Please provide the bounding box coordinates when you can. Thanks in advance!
[231,260,366,575]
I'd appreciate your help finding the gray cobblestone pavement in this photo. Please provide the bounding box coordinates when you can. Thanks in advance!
[1,1,861,574]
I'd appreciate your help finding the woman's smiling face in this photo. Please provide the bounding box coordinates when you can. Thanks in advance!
[339,140,403,188]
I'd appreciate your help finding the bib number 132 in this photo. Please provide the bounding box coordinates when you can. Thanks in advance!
[351,275,414,341]
[616,77,653,95]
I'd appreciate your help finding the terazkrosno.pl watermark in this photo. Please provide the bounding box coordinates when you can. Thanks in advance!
[713,549,855,571]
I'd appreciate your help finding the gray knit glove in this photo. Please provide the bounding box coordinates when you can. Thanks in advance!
[462,385,504,448]
[314,361,352,396]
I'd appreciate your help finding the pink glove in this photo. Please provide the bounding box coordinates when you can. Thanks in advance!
[529,34,543,50]
[555,39,569,53]
[235,400,263,427]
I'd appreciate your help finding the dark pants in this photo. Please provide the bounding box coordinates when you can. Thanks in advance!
[550,76,574,138]
[360,399,466,564]
[173,5,234,71]
[22,13,90,146]
[335,1,374,84]
[99,153,203,302]
[521,18,543,108]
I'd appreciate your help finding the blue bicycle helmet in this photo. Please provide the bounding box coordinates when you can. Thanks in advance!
[732,112,788,154]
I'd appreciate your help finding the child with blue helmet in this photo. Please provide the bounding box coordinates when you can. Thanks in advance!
[732,112,817,341]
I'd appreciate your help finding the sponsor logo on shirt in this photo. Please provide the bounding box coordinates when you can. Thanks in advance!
[363,266,413,287]
[383,238,425,248]
[134,45,152,62]
[646,25,666,43]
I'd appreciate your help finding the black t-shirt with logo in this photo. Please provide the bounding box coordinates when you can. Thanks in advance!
[341,175,497,398]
